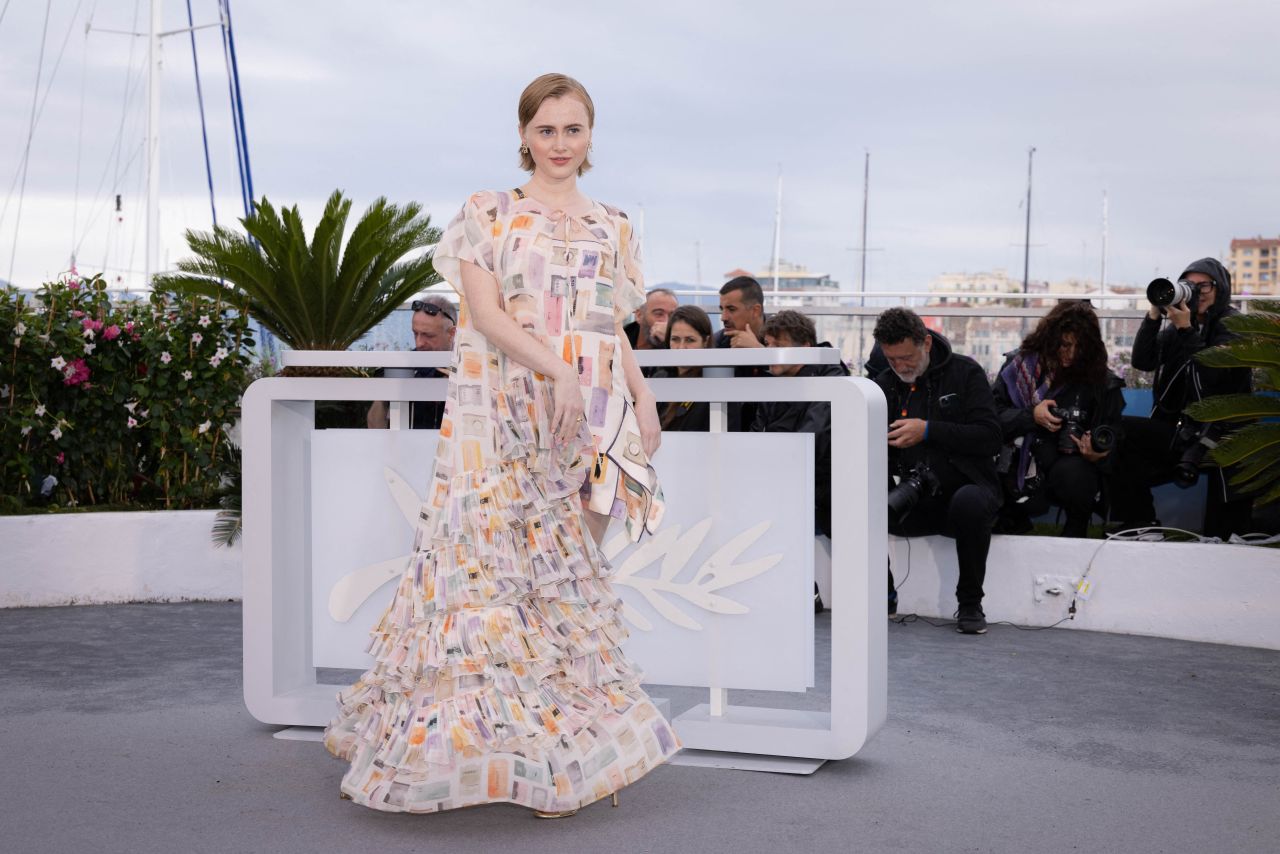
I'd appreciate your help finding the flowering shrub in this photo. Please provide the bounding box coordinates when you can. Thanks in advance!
[0,272,253,512]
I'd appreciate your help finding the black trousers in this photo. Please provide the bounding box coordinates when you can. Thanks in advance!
[889,483,1000,607]
[1011,454,1100,538]
[1110,415,1253,540]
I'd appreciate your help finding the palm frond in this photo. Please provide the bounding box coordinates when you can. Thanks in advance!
[1185,393,1280,422]
[1208,422,1280,468]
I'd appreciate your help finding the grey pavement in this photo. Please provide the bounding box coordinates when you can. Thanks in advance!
[1,602,1277,854]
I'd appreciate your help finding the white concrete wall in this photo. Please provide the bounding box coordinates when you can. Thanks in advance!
[0,511,240,608]
[892,534,1280,650]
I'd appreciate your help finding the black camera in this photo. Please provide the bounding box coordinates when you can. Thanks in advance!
[1090,424,1117,454]
[888,463,942,524]
[1172,420,1216,489]
[1147,277,1198,313]
[1049,405,1089,454]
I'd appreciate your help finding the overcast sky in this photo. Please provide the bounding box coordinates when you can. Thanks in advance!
[2,0,1278,294]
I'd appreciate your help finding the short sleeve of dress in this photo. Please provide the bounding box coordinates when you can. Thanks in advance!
[432,191,498,294]
[614,212,646,324]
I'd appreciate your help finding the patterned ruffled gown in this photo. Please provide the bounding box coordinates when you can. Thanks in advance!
[323,189,679,813]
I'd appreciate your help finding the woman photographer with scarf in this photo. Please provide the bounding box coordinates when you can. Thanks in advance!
[992,301,1125,537]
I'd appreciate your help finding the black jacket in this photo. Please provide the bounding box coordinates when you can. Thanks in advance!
[992,352,1126,476]
[1132,257,1251,423]
[873,331,1002,499]
[713,319,770,431]
[750,344,850,538]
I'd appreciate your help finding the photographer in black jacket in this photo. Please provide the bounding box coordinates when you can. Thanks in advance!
[1110,258,1253,539]
[750,310,850,540]
[872,308,1002,634]
[993,301,1125,538]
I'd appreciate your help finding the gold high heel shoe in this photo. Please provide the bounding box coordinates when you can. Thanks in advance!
[533,790,619,818]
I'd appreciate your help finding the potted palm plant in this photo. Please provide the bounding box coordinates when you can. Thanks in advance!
[1185,300,1280,507]
[155,190,441,376]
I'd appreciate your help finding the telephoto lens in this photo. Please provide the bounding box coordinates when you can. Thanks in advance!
[1147,277,1195,308]
[1090,424,1117,454]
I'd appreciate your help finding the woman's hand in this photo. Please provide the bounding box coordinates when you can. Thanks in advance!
[634,390,662,458]
[550,364,585,446]
[1072,432,1109,463]
[1034,399,1061,431]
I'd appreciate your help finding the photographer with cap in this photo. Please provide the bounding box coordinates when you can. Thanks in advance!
[992,301,1126,538]
[872,308,1002,634]
[1110,258,1253,538]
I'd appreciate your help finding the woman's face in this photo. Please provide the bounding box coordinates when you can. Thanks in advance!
[1057,331,1078,368]
[521,96,591,180]
[668,319,708,350]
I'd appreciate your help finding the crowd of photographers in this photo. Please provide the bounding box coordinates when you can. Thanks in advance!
[627,260,1252,633]
[386,260,1251,634]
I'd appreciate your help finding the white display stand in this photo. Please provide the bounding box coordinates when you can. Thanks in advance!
[242,349,887,771]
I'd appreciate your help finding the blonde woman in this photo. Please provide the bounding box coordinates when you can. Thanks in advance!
[324,73,678,817]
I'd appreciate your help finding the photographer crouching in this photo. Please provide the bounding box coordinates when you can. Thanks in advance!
[993,301,1125,537]
[1110,258,1253,539]
[872,308,1003,634]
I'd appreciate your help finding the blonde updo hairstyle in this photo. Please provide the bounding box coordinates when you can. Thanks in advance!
[518,73,595,177]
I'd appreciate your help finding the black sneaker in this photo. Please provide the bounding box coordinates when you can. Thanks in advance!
[955,604,987,634]
[888,590,898,617]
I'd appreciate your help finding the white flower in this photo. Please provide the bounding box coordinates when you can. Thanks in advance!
[34,404,46,417]
[198,315,211,327]
[191,332,203,345]
[127,416,138,429]
[160,351,172,364]
[50,356,67,370]
[140,409,149,418]
[182,370,192,381]
[37,333,50,343]
[13,322,25,336]
[124,401,138,413]
[50,426,62,440]
[198,420,212,434]
[83,341,96,354]
[21,425,32,436]
[82,327,95,340]
[12,338,19,347]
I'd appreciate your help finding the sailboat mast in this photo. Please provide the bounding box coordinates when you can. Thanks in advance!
[1100,189,1109,293]
[144,0,162,291]
[771,165,782,295]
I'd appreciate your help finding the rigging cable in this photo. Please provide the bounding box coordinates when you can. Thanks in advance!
[5,0,53,286]
[220,0,255,217]
[186,0,219,229]
[2,0,89,246]
[71,2,100,269]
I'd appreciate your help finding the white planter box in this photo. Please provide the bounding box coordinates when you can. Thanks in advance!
[892,534,1280,650]
[0,510,240,608]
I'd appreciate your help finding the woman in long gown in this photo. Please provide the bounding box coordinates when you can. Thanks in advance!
[323,73,680,815]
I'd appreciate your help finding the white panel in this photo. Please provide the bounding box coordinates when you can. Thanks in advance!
[309,431,815,692]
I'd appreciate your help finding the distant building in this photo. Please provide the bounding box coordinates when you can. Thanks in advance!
[725,260,838,293]
[1228,237,1279,295]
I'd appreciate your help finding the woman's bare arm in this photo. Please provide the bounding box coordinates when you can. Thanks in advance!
[616,317,661,457]
[459,260,583,443]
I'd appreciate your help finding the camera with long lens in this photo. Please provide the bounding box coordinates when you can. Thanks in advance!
[1089,424,1117,454]
[888,462,942,524]
[1172,419,1217,489]
[1147,277,1198,313]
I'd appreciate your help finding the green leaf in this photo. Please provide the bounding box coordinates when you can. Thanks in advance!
[1185,394,1280,422]
[1208,422,1280,467]
[1195,340,1280,370]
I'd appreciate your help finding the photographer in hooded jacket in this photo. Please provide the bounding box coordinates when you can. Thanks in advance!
[872,308,1003,634]
[1110,258,1253,539]
[992,301,1126,538]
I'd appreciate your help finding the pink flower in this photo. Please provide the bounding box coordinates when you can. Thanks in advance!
[124,322,135,333]
[127,416,138,429]
[191,332,203,346]
[103,325,121,341]
[67,280,80,291]
[56,452,65,464]
[160,351,172,364]
[62,358,91,387]
[72,310,84,318]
